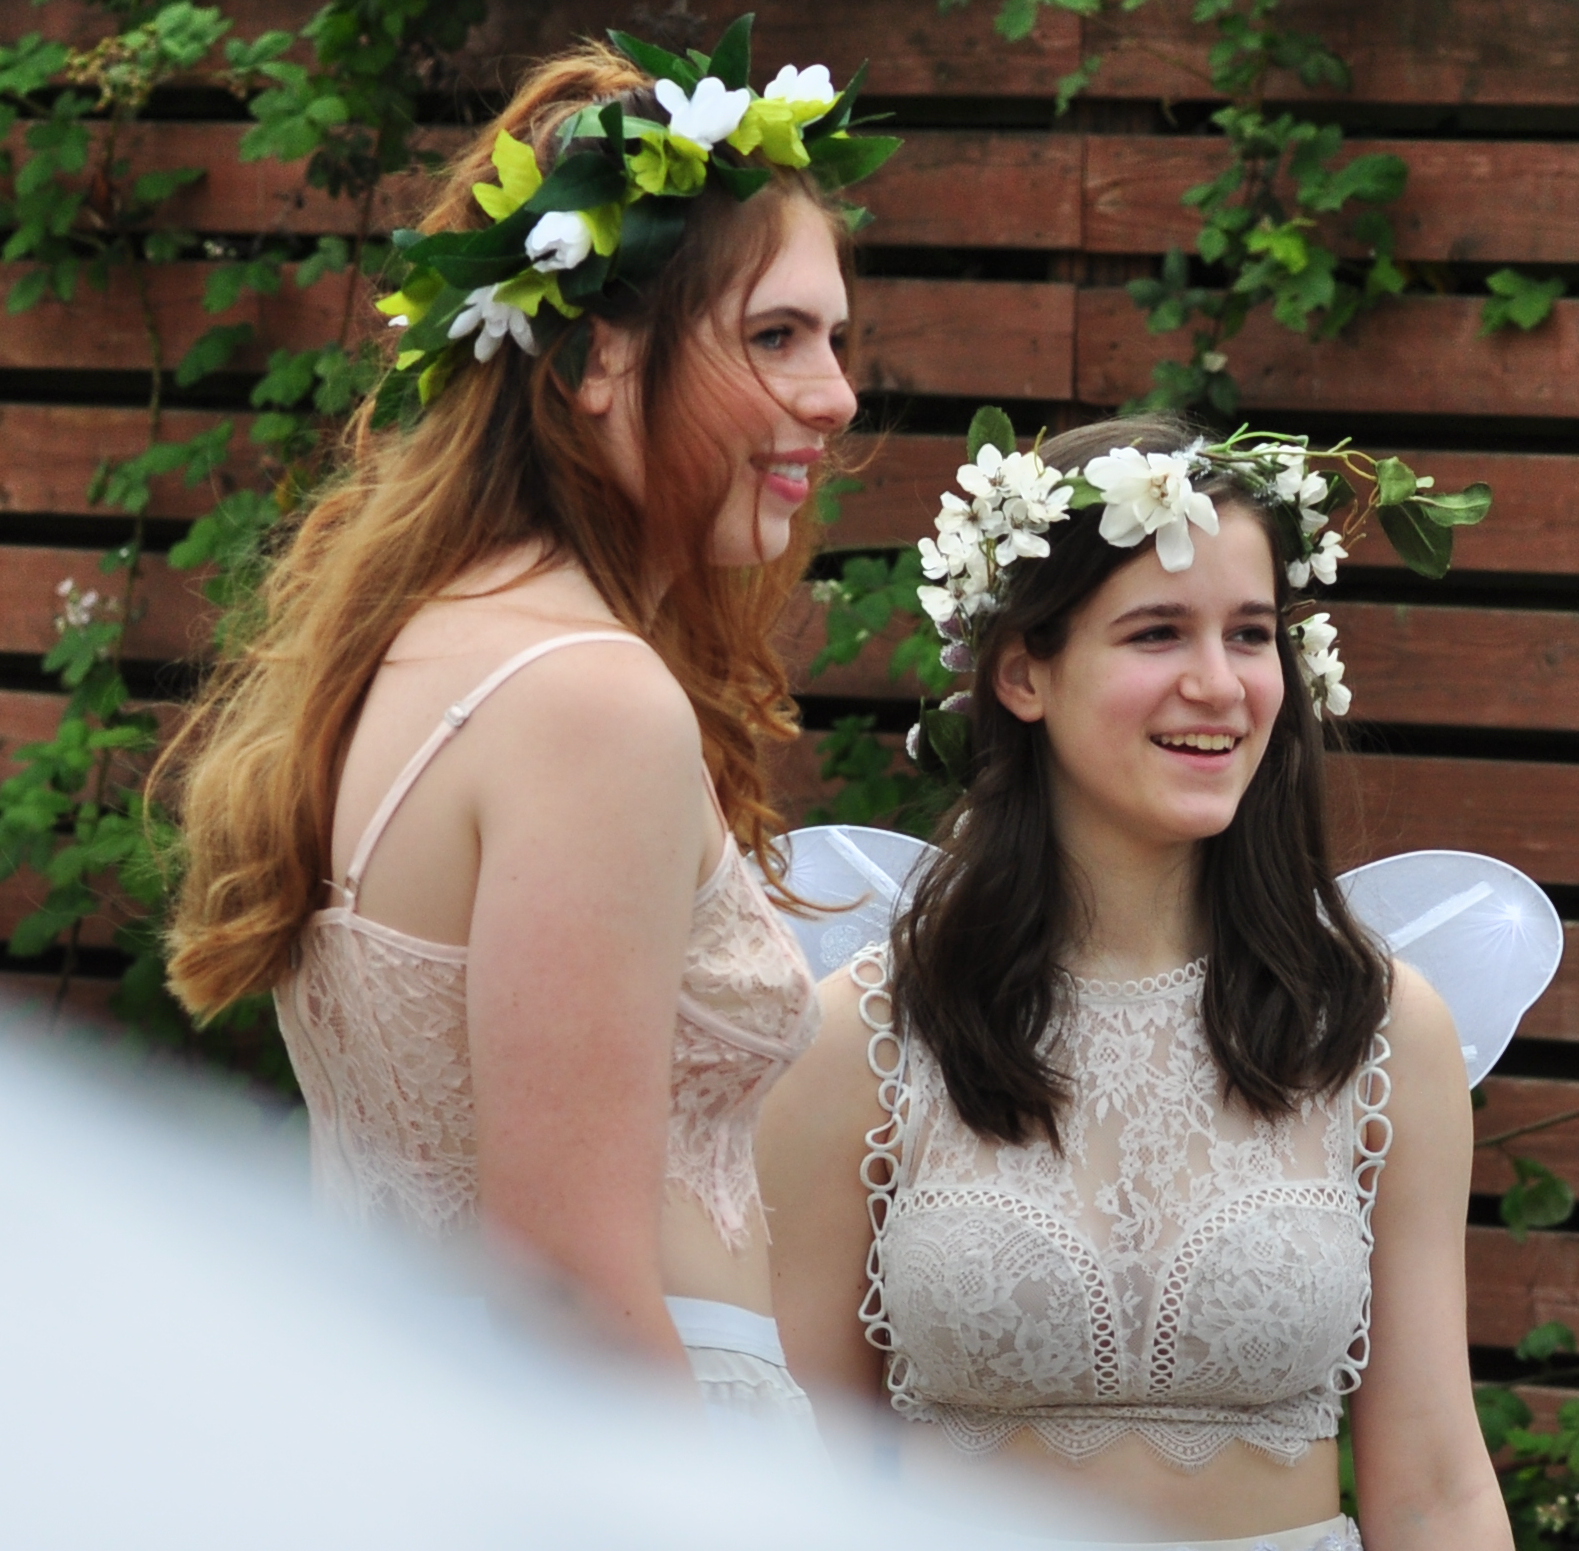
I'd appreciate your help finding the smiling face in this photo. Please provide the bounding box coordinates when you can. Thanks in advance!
[995,501,1287,858]
[577,194,857,570]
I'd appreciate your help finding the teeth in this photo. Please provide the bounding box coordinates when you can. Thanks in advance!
[768,462,808,480]
[1156,733,1238,751]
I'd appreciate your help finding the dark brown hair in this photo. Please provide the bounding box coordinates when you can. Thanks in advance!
[162,43,854,1015]
[892,414,1390,1146]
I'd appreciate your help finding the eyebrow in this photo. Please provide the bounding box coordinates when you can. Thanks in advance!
[743,305,848,332]
[1111,600,1279,626]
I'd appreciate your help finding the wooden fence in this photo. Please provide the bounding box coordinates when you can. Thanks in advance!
[2,0,1578,1420]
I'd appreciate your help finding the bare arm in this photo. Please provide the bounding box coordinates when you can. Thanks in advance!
[758,964,890,1402]
[465,645,705,1364]
[1349,961,1512,1550]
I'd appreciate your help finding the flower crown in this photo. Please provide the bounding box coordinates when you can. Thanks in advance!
[370,15,899,427]
[908,407,1492,778]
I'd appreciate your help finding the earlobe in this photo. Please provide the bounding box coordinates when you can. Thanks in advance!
[994,638,1047,724]
[573,318,626,417]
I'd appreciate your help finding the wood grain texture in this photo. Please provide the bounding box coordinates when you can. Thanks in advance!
[1523,926,1579,1043]
[852,278,1076,401]
[0,405,261,521]
[23,0,1579,104]
[827,437,1579,577]
[0,689,71,781]
[0,261,354,371]
[1466,1224,1579,1349]
[1474,1077,1579,1195]
[0,969,120,1025]
[1084,137,1579,265]
[0,873,123,950]
[1077,288,1579,419]
[0,547,212,661]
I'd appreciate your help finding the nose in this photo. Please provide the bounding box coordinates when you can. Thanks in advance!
[1180,637,1247,708]
[792,335,859,433]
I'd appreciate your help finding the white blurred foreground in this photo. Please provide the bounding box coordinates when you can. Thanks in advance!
[0,997,1124,1551]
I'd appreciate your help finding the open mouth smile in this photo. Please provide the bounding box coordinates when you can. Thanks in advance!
[1151,732,1242,754]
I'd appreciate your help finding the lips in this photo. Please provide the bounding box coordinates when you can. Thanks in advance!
[758,447,821,505]
[1152,731,1242,754]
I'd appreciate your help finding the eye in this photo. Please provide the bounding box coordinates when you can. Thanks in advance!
[1231,623,1275,647]
[1127,625,1179,646]
[751,324,793,351]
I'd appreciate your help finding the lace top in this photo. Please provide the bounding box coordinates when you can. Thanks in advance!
[856,945,1392,1472]
[273,632,820,1248]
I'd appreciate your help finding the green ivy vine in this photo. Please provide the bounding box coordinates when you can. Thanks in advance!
[0,0,483,1087]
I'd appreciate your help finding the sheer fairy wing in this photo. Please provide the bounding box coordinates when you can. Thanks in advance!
[1337,850,1564,1087]
[769,825,943,976]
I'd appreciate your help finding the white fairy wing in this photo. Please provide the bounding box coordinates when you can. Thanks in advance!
[1337,849,1563,1086]
[769,825,940,976]
[772,828,1564,1089]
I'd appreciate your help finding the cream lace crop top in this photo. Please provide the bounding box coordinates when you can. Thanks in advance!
[273,632,820,1248]
[855,944,1393,1472]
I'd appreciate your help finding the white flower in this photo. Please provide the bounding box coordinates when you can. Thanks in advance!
[917,536,950,580]
[996,527,1051,565]
[955,442,1003,502]
[1290,612,1350,717]
[1291,611,1338,656]
[905,722,922,762]
[54,578,100,631]
[917,584,958,624]
[447,284,538,361]
[525,209,593,272]
[655,75,750,149]
[1085,446,1219,573]
[1201,350,1228,374]
[1307,529,1347,586]
[385,314,408,328]
[763,63,836,106]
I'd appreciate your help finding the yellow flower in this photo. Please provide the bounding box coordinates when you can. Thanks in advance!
[471,129,543,222]
[493,268,581,320]
[630,129,707,196]
[727,99,809,168]
[375,268,444,326]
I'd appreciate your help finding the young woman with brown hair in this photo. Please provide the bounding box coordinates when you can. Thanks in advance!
[161,25,888,1434]
[760,416,1510,1542]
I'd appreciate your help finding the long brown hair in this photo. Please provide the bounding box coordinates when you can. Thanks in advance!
[892,415,1390,1147]
[162,43,853,1017]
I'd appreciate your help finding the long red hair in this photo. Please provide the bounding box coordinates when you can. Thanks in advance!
[161,43,853,1016]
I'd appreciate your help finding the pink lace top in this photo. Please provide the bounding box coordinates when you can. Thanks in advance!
[273,632,820,1248]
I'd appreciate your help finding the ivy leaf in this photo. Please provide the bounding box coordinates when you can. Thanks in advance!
[175,322,254,386]
[1481,268,1566,335]
[1415,483,1492,528]
[1378,501,1453,580]
[815,475,863,528]
[1515,1321,1577,1363]
[295,234,349,288]
[966,405,1016,462]
[1500,1156,1576,1241]
[1374,456,1419,506]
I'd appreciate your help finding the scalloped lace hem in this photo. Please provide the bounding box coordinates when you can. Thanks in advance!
[906,1401,1334,1473]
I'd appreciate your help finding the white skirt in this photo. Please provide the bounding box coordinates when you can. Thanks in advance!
[1050,1515,1360,1551]
[665,1296,823,1457]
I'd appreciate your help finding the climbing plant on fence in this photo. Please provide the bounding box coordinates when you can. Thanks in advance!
[0,0,483,1087]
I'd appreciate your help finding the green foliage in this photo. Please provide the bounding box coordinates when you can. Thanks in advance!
[1477,1323,1579,1548]
[0,0,488,1090]
[804,715,941,835]
[1500,1156,1576,1241]
[1481,268,1567,335]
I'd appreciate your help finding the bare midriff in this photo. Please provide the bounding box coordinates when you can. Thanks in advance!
[658,1189,776,1315]
[896,1424,1340,1542]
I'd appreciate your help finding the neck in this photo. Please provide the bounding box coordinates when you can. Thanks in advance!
[1056,812,1206,984]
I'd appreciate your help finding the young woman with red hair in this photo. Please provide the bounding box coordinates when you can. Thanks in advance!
[161,33,874,1437]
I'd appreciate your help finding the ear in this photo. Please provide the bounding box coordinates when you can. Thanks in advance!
[574,317,637,417]
[993,636,1048,724]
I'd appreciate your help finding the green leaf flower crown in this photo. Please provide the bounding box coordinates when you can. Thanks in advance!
[908,406,1493,783]
[371,13,899,427]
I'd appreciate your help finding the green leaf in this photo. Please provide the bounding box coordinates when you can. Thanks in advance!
[1515,1321,1577,1363]
[815,475,863,528]
[6,266,48,314]
[1480,268,1566,335]
[132,165,204,206]
[806,133,902,190]
[296,234,350,288]
[1374,456,1419,506]
[706,12,753,90]
[1500,1156,1576,1241]
[1415,482,1492,528]
[615,197,688,286]
[710,162,772,202]
[1475,1386,1533,1453]
[918,708,973,789]
[1053,53,1102,115]
[1378,501,1453,580]
[606,30,700,90]
[175,322,253,386]
[966,405,1016,462]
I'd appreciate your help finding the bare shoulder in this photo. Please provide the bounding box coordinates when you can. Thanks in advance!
[1381,959,1469,1116]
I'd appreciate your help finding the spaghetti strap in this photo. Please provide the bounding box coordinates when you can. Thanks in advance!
[340,630,650,910]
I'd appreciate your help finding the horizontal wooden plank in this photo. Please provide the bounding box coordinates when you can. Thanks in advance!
[1474,1076,1579,1195]
[1507,1385,1579,1435]
[1084,137,1579,266]
[0,547,212,662]
[853,278,1075,401]
[1524,926,1579,1044]
[0,261,352,372]
[0,689,71,781]
[26,0,1579,104]
[0,970,120,1028]
[1467,1224,1579,1349]
[828,437,1579,577]
[0,405,262,522]
[0,873,123,950]
[1077,288,1579,419]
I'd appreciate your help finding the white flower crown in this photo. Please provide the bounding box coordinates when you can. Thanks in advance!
[905,411,1492,776]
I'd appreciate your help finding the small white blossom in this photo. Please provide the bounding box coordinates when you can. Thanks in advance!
[917,584,957,624]
[525,209,593,272]
[1201,350,1228,374]
[53,578,101,632]
[763,63,837,105]
[386,314,409,328]
[1290,612,1350,718]
[1307,529,1347,586]
[655,75,750,149]
[1086,446,1219,573]
[447,284,538,361]
[905,721,922,762]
